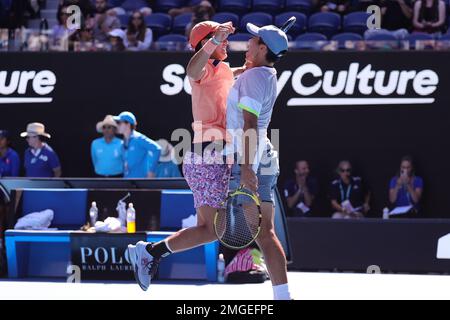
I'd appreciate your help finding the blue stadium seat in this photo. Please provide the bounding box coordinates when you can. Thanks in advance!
[275,12,307,37]
[108,0,126,7]
[406,32,434,41]
[120,0,148,12]
[212,12,240,28]
[365,32,398,41]
[285,0,313,14]
[343,12,370,35]
[406,32,434,48]
[239,12,273,31]
[218,0,252,15]
[308,12,341,38]
[117,14,130,28]
[158,34,188,42]
[228,33,253,42]
[295,32,327,42]
[439,33,450,40]
[157,34,188,50]
[172,12,193,34]
[295,32,327,49]
[154,0,185,13]
[331,32,363,48]
[252,0,284,14]
[144,13,172,37]
[188,0,203,5]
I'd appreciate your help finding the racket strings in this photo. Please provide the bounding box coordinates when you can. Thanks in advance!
[215,195,261,249]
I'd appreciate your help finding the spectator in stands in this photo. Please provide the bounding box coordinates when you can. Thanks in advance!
[5,0,42,28]
[413,0,446,34]
[389,156,423,216]
[185,2,216,37]
[108,5,151,17]
[155,139,181,178]
[52,4,78,45]
[62,0,94,17]
[69,16,95,49]
[108,28,126,51]
[380,0,413,31]
[91,115,123,177]
[124,11,153,51]
[114,111,161,178]
[363,0,412,41]
[354,0,378,11]
[21,123,62,178]
[0,130,20,177]
[169,0,213,17]
[318,0,351,15]
[92,0,121,42]
[330,160,370,219]
[284,160,319,217]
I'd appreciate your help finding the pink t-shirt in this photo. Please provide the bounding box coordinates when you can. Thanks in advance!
[189,60,234,144]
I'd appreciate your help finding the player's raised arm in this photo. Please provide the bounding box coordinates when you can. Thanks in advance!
[186,22,235,81]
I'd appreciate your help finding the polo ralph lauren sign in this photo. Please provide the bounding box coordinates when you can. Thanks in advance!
[70,232,146,281]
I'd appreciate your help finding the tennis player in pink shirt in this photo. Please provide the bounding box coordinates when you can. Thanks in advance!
[128,21,248,291]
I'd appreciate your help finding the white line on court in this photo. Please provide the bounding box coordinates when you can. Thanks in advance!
[1,272,449,300]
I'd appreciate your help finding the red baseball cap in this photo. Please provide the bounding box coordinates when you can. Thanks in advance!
[189,21,220,48]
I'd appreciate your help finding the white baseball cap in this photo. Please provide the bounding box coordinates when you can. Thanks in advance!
[109,29,126,41]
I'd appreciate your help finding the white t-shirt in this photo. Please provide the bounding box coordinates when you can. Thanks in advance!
[225,66,278,170]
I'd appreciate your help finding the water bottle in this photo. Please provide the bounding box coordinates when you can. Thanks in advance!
[89,201,98,226]
[127,203,136,233]
[217,253,225,283]
[383,207,390,220]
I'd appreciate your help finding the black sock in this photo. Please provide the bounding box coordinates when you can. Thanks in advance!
[146,241,172,259]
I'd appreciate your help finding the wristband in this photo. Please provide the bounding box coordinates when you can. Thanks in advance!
[211,37,221,45]
[203,39,219,55]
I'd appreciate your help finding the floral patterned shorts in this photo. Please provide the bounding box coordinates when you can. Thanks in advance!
[183,150,231,209]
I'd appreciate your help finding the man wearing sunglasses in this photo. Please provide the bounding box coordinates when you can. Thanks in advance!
[330,160,370,219]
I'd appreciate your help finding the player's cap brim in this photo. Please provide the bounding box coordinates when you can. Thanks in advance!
[246,23,261,37]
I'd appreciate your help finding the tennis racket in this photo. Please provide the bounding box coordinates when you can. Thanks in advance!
[214,186,262,250]
[281,16,297,33]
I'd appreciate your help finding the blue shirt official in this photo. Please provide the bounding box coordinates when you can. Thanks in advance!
[123,130,161,178]
[91,137,123,176]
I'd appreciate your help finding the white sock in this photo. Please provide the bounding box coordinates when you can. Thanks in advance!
[273,283,291,300]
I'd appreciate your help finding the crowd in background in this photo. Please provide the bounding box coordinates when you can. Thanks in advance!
[1,0,450,51]
[283,156,424,219]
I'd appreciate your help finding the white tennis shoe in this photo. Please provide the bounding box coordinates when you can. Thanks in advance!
[128,241,160,291]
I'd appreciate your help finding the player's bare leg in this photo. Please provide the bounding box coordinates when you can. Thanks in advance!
[255,202,290,299]
[164,206,218,252]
